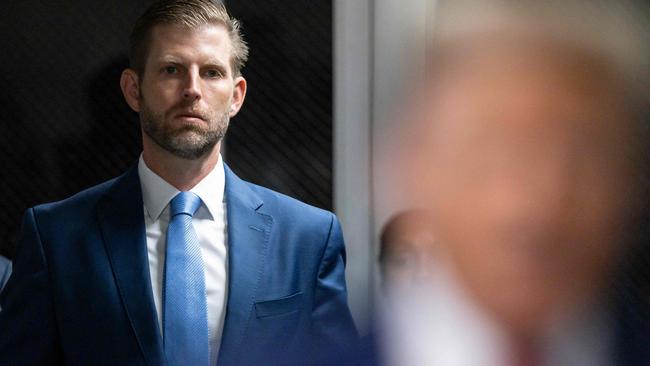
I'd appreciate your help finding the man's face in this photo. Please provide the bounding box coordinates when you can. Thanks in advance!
[407,40,636,335]
[134,23,244,159]
[382,218,437,289]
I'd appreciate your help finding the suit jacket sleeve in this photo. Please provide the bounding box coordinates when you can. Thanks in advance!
[311,214,359,357]
[0,208,62,365]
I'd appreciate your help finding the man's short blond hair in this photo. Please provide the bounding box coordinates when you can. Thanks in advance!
[129,0,249,77]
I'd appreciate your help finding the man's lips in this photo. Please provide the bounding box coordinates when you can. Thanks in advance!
[174,112,205,122]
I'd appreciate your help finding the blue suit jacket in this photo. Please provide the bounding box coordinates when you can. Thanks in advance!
[0,164,357,365]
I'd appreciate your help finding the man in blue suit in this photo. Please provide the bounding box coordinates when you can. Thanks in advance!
[0,1,356,365]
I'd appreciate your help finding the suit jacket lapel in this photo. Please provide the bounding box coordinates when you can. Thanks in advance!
[217,164,273,365]
[96,165,165,366]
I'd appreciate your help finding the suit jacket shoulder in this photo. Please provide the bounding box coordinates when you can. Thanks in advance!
[31,175,119,228]
[245,180,335,229]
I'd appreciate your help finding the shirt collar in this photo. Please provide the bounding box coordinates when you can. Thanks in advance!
[138,154,225,221]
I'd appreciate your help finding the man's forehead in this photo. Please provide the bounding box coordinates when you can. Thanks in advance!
[147,22,232,58]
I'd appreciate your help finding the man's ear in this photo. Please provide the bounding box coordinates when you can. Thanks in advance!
[120,69,141,112]
[229,76,247,117]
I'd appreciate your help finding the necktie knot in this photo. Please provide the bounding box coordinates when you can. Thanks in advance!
[170,191,202,217]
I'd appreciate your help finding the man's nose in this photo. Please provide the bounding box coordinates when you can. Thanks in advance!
[182,69,201,101]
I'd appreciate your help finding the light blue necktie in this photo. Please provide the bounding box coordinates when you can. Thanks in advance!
[163,191,209,366]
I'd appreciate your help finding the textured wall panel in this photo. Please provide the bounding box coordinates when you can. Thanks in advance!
[0,0,333,258]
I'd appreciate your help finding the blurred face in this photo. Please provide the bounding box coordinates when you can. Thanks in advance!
[409,40,635,336]
[382,218,437,288]
[129,23,245,159]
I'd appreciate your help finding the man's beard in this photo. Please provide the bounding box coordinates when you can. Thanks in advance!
[140,99,229,160]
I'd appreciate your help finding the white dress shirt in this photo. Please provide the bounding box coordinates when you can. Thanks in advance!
[138,155,228,365]
[382,264,613,366]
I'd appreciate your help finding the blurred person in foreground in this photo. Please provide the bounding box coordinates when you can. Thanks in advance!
[0,1,356,365]
[379,210,437,290]
[380,1,650,365]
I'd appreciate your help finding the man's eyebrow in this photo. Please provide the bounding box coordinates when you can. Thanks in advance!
[155,56,183,64]
[154,56,227,68]
[203,59,227,68]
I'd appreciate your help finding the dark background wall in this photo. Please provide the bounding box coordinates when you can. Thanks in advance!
[0,0,333,259]
[225,1,333,211]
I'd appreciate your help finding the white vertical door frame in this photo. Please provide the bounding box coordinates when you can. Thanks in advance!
[371,0,433,239]
[334,0,432,334]
[333,0,375,334]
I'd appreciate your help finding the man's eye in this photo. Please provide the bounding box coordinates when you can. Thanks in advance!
[164,66,178,74]
[206,69,222,78]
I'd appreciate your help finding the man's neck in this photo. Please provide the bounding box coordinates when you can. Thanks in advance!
[142,140,221,192]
